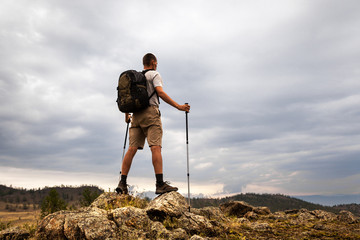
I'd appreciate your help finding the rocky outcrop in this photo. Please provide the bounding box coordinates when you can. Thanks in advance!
[1,191,359,239]
[338,210,358,223]
[146,190,189,220]
[36,192,208,239]
[0,226,30,240]
[36,207,118,239]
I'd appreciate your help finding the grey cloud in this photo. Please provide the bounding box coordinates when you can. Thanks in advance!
[1,0,360,196]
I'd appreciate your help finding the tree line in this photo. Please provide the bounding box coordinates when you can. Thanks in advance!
[0,184,103,217]
[40,187,101,217]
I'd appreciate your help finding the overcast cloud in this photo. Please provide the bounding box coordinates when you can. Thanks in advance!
[1,0,360,198]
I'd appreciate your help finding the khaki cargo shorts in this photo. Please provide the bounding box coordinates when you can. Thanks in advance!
[129,106,162,149]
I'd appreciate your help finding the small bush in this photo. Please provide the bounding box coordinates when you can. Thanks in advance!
[0,221,11,231]
[40,189,67,218]
[80,188,100,207]
[22,223,37,237]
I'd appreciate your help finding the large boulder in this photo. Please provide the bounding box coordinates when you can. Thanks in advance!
[146,191,189,220]
[220,201,253,217]
[0,226,30,240]
[197,206,229,223]
[111,206,151,230]
[63,208,117,239]
[36,208,118,239]
[178,211,217,236]
[90,192,119,209]
[219,201,271,218]
[338,210,358,223]
[36,210,67,239]
[311,210,337,221]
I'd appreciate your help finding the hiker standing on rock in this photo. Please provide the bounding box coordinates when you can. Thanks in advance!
[116,53,190,195]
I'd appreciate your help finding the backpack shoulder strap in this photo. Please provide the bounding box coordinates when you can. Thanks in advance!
[142,69,154,74]
[142,69,160,103]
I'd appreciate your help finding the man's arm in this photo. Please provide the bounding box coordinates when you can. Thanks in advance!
[155,86,190,112]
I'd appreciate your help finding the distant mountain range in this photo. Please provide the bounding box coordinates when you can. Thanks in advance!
[294,194,360,206]
[190,193,360,217]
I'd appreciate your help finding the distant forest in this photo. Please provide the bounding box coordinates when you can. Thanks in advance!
[0,184,103,211]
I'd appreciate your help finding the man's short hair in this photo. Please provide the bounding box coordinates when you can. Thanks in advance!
[143,53,157,66]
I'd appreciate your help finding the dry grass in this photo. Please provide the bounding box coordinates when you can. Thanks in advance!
[102,194,149,211]
[0,210,40,228]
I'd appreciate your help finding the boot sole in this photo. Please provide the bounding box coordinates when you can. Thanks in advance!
[116,188,128,195]
[155,188,178,195]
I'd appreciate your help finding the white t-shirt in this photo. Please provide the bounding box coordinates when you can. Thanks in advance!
[144,70,163,107]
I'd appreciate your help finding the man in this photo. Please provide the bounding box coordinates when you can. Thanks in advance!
[116,53,190,195]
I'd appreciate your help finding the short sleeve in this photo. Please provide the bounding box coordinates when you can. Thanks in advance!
[153,73,163,88]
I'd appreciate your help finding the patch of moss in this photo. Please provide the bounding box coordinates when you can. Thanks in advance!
[162,216,179,230]
[104,195,149,211]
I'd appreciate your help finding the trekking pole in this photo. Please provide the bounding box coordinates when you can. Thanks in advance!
[120,116,130,177]
[185,103,191,212]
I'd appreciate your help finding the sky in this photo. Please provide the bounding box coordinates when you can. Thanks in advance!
[1,0,360,199]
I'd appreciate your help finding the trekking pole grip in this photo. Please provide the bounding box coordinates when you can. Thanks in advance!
[185,103,189,141]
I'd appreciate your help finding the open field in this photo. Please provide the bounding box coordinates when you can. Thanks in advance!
[0,210,40,227]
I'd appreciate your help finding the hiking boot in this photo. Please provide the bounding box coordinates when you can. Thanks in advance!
[155,181,178,195]
[116,181,128,195]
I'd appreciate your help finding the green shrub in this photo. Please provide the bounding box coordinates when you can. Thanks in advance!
[40,189,67,218]
[80,188,100,207]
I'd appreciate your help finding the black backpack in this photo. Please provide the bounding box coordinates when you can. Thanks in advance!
[116,69,157,113]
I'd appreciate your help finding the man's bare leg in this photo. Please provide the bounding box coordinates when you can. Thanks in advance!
[151,145,178,194]
[151,145,163,174]
[116,146,137,194]
[121,146,138,175]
